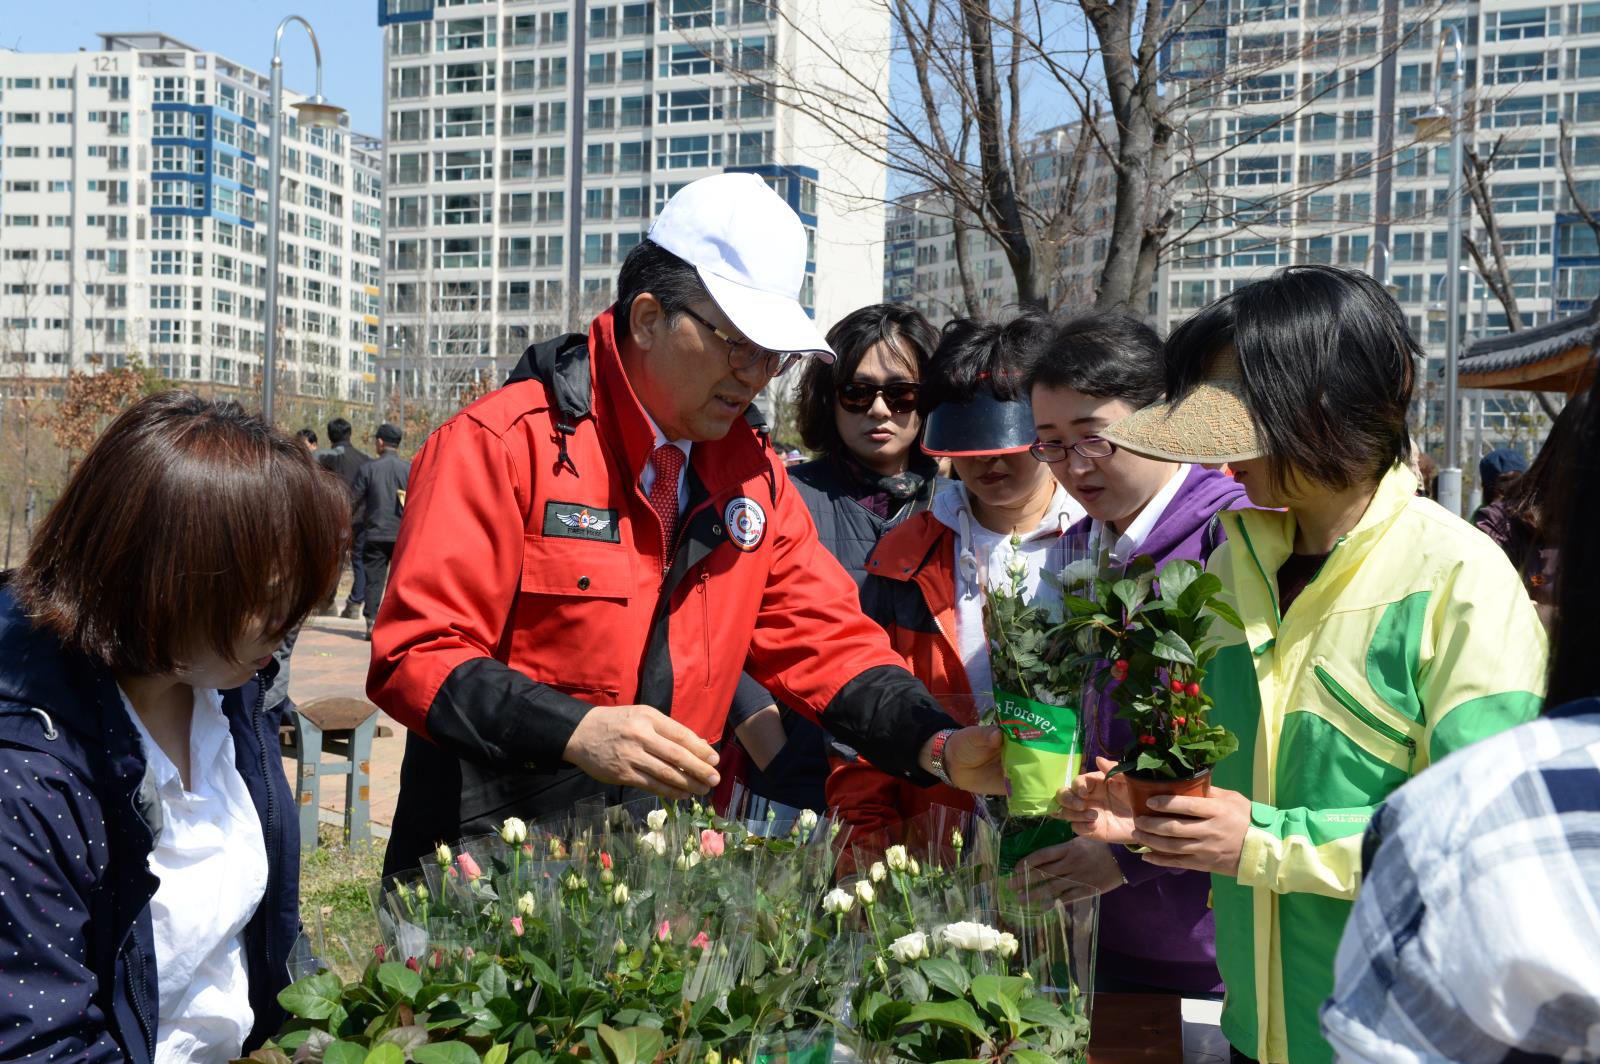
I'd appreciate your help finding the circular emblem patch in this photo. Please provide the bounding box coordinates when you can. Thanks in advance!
[723,497,767,552]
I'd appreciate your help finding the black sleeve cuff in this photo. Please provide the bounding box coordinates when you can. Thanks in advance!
[424,657,593,772]
[818,664,957,785]
[726,673,777,729]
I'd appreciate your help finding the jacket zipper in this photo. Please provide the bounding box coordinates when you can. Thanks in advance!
[1234,521,1281,626]
[249,679,280,980]
[1313,664,1417,765]
[697,570,712,689]
[125,906,156,1055]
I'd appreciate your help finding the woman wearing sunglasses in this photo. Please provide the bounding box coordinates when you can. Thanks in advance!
[827,314,1083,841]
[721,303,942,812]
[1022,312,1249,999]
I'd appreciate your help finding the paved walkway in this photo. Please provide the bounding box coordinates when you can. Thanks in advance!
[284,613,406,833]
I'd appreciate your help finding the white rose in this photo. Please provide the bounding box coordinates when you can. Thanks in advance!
[822,888,854,916]
[516,891,536,916]
[939,921,1003,952]
[885,845,910,872]
[996,931,1019,959]
[854,880,876,906]
[950,828,964,850]
[869,861,887,883]
[645,808,668,832]
[639,830,668,856]
[612,884,629,906]
[888,931,929,964]
[435,843,453,865]
[675,850,702,870]
[908,857,921,877]
[500,817,529,845]
[798,808,819,834]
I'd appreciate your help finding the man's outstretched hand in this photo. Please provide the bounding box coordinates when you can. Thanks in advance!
[563,704,720,800]
[922,725,1007,794]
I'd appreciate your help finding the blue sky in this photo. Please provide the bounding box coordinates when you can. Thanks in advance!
[2,1,387,134]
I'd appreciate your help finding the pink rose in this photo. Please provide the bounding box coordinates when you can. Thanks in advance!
[510,917,525,937]
[690,931,711,950]
[656,919,672,942]
[405,956,420,972]
[599,851,613,870]
[373,944,386,962]
[456,853,483,881]
[699,830,725,857]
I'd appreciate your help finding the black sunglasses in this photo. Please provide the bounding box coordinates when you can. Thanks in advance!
[837,380,920,414]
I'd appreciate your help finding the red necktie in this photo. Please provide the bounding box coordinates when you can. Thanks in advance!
[648,443,685,564]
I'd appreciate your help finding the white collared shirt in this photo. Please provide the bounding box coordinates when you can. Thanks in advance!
[932,481,1085,712]
[638,411,691,515]
[118,686,270,1064]
[1091,464,1191,563]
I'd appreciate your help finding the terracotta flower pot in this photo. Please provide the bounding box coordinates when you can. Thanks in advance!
[1125,768,1212,819]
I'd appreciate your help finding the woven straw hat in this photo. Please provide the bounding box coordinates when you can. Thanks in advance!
[1101,345,1266,464]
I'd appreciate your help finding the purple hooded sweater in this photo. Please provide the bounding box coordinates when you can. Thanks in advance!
[1066,465,1250,995]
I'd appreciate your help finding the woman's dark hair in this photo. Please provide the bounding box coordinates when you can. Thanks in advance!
[1024,312,1165,409]
[1166,264,1417,493]
[795,303,939,455]
[1546,376,1600,707]
[297,427,318,447]
[613,238,711,341]
[1497,389,1590,546]
[923,313,1060,410]
[13,392,351,675]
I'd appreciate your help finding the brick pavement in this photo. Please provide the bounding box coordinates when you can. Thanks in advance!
[283,614,405,833]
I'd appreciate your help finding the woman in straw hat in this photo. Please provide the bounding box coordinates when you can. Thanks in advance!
[1056,265,1548,1064]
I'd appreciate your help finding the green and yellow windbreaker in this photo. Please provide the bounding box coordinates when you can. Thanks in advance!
[1204,463,1547,1063]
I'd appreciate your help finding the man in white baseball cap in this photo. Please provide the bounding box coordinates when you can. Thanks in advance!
[370,173,1006,873]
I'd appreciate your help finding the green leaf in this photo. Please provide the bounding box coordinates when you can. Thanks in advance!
[1207,598,1245,632]
[901,999,992,1042]
[917,955,971,999]
[1176,572,1224,617]
[1112,578,1142,615]
[375,962,423,1004]
[1135,751,1172,774]
[412,1044,481,1064]
[277,970,345,1020]
[1157,559,1200,604]
[595,1024,636,1064]
[1010,1049,1060,1064]
[363,1046,407,1064]
[969,974,1021,1031]
[323,1043,367,1064]
[1150,629,1197,666]
[482,1047,510,1064]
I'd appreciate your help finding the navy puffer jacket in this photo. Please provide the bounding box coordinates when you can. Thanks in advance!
[0,586,300,1061]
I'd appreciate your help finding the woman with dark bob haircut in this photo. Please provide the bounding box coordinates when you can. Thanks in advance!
[1058,265,1547,1064]
[720,303,941,813]
[0,393,350,1062]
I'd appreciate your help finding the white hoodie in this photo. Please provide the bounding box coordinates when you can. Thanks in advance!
[930,480,1084,714]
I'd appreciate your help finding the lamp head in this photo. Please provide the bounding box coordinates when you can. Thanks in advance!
[1411,103,1451,141]
[292,95,344,128]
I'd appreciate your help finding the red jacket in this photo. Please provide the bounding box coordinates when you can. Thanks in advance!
[827,510,977,841]
[368,311,953,862]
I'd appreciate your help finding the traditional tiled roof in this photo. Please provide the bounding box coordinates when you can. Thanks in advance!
[1460,300,1600,377]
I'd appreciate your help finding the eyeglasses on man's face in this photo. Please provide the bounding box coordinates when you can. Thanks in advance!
[1028,436,1118,463]
[680,306,804,378]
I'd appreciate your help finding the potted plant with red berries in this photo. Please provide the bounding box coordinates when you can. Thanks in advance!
[1060,554,1243,817]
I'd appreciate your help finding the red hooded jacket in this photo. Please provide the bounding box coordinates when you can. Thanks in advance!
[368,311,954,864]
[826,510,978,839]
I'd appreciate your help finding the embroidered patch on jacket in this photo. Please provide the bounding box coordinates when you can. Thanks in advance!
[723,497,767,551]
[543,502,621,543]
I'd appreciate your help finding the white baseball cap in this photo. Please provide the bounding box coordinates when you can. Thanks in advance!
[648,173,835,361]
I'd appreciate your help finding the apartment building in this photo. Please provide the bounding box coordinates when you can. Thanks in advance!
[377,0,892,397]
[1159,0,1600,450]
[0,32,384,402]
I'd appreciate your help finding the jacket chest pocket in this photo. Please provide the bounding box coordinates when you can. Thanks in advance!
[1302,656,1419,772]
[515,537,635,695]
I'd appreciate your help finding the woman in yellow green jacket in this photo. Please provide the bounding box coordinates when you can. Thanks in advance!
[1058,265,1546,1064]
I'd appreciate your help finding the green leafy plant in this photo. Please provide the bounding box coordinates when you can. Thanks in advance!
[1060,555,1243,780]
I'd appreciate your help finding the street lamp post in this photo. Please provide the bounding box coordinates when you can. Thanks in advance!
[1411,24,1467,516]
[262,16,345,426]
